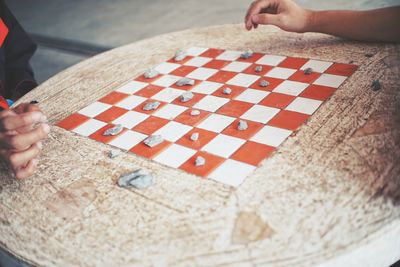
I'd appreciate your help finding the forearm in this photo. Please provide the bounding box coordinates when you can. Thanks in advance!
[306,7,400,42]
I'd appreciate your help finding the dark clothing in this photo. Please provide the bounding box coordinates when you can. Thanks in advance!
[0,0,37,101]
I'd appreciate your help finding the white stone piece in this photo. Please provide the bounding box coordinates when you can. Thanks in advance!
[259,80,269,87]
[108,150,121,159]
[180,91,194,102]
[143,101,161,111]
[190,132,199,141]
[174,50,187,61]
[176,77,195,86]
[143,135,164,147]
[103,124,123,136]
[223,87,232,95]
[255,66,263,73]
[194,156,205,166]
[240,49,253,59]
[190,109,201,116]
[237,120,248,131]
[144,68,159,79]
[118,169,154,189]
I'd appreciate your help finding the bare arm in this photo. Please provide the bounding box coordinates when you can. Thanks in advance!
[245,0,400,43]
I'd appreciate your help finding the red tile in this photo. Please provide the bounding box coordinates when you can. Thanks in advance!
[179,151,225,177]
[211,85,246,99]
[207,70,237,83]
[167,55,194,64]
[267,110,309,130]
[203,59,231,69]
[216,100,253,117]
[242,64,273,76]
[98,91,129,105]
[176,128,217,150]
[130,139,171,159]
[133,100,166,114]
[132,116,169,135]
[288,70,321,83]
[94,106,128,123]
[170,65,197,77]
[89,124,126,144]
[169,79,201,90]
[259,92,296,109]
[250,77,284,91]
[231,141,275,166]
[325,63,358,76]
[135,84,164,98]
[174,109,210,126]
[222,119,263,139]
[278,57,308,69]
[200,48,225,58]
[135,73,162,83]
[299,84,336,101]
[171,92,206,107]
[57,113,89,131]
[237,52,264,63]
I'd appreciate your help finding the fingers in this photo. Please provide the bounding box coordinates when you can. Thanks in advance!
[2,143,41,171]
[252,13,280,27]
[13,103,41,114]
[245,0,273,30]
[0,111,47,132]
[0,123,50,150]
[15,159,37,180]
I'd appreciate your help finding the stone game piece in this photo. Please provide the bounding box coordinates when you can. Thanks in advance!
[103,124,123,136]
[143,101,161,111]
[371,80,381,91]
[255,66,263,73]
[237,120,248,131]
[180,91,194,102]
[304,67,313,75]
[176,77,195,87]
[174,50,187,61]
[190,109,200,116]
[144,135,164,147]
[108,149,121,159]
[222,87,232,95]
[259,80,269,87]
[118,169,154,189]
[143,68,159,79]
[194,156,205,166]
[190,132,199,141]
[240,49,253,59]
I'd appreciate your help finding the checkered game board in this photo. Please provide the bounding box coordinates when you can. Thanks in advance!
[57,47,357,187]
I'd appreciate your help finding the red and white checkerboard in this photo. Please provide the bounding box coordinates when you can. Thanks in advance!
[57,47,357,187]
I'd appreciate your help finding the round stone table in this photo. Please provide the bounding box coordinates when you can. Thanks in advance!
[1,24,399,267]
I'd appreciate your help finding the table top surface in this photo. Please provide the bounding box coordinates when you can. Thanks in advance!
[0,24,399,267]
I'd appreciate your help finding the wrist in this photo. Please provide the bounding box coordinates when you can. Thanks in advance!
[304,9,318,32]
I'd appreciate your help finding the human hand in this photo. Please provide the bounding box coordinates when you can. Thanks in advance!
[0,103,49,179]
[245,0,313,33]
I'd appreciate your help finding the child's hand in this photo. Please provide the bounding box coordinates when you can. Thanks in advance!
[245,0,313,33]
[0,103,49,179]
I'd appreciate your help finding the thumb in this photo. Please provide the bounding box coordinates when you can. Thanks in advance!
[252,13,280,27]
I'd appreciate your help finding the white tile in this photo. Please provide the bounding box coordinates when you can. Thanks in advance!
[300,59,333,73]
[154,62,180,74]
[192,95,229,112]
[108,130,147,150]
[196,113,235,133]
[235,89,269,104]
[272,80,309,96]
[152,75,181,87]
[186,67,218,80]
[112,111,149,129]
[285,97,323,115]
[184,57,212,67]
[153,104,187,120]
[208,159,255,187]
[265,67,296,79]
[153,121,192,142]
[116,81,148,94]
[78,102,112,117]
[201,134,245,158]
[251,125,292,147]
[216,50,242,61]
[72,119,106,136]
[154,144,196,168]
[191,81,222,94]
[114,95,147,110]
[186,47,208,56]
[222,61,252,72]
[240,105,280,124]
[151,88,186,103]
[226,73,259,87]
[313,74,347,88]
[256,54,286,66]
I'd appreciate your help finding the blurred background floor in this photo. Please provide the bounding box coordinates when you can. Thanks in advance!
[5,0,400,83]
